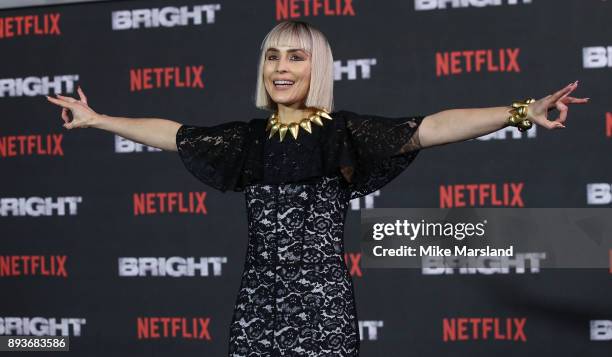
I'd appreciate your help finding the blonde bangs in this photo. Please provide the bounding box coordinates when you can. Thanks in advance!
[262,22,313,55]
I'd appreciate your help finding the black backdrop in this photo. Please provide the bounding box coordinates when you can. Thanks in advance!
[2,0,612,356]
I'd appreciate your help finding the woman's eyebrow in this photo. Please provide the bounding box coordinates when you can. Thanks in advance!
[266,47,306,53]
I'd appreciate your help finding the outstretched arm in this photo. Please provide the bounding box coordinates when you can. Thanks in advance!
[93,115,181,152]
[46,87,182,152]
[416,81,589,149]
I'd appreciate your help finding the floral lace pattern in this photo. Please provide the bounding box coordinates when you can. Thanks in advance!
[229,176,358,356]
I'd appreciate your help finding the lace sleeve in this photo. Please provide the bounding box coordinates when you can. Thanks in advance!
[337,110,425,199]
[176,121,253,192]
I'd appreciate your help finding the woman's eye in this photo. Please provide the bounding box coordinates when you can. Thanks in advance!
[266,55,303,61]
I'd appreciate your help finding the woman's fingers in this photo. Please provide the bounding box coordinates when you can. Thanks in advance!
[46,95,77,126]
[547,81,578,105]
[56,94,77,103]
[46,90,96,130]
[46,95,73,109]
[553,101,569,124]
[77,86,88,104]
[561,96,589,104]
[61,108,70,123]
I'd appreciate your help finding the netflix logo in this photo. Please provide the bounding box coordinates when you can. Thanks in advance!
[137,317,211,340]
[0,134,63,157]
[0,13,61,39]
[439,183,525,208]
[443,317,527,342]
[276,0,356,20]
[130,65,204,92]
[436,48,520,77]
[133,192,207,215]
[0,255,68,277]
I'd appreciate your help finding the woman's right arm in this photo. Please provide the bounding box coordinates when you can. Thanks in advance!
[93,115,181,152]
[45,87,182,152]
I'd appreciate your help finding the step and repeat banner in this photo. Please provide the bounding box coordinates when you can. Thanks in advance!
[1,0,611,355]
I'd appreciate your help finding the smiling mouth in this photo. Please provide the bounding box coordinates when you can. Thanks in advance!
[273,80,294,89]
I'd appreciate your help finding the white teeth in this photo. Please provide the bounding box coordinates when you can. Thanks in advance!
[274,80,294,85]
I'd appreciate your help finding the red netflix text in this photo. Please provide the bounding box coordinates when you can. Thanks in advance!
[137,317,211,340]
[133,192,207,215]
[0,134,63,157]
[439,183,525,208]
[130,65,204,91]
[443,317,527,342]
[436,48,520,77]
[0,13,60,38]
[276,0,355,20]
[0,255,67,277]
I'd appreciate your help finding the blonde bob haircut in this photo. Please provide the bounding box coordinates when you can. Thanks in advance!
[255,21,334,112]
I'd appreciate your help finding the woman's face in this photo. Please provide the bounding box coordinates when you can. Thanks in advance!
[263,45,311,109]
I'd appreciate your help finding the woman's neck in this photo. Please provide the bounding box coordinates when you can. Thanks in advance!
[275,104,316,124]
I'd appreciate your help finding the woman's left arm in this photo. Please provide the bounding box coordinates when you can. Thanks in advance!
[417,81,589,149]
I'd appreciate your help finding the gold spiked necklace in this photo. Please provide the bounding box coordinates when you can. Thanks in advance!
[265,108,332,142]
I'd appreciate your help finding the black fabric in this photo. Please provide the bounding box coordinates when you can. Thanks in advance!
[176,110,424,355]
[334,110,424,199]
[176,119,265,192]
[176,110,424,199]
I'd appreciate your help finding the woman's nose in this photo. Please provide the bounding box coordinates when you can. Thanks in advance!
[275,56,290,72]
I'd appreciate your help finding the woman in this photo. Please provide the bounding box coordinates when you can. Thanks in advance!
[46,20,587,357]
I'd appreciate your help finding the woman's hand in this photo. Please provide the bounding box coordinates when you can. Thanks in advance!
[526,81,589,129]
[45,86,100,129]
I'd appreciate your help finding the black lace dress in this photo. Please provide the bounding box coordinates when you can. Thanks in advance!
[176,110,424,357]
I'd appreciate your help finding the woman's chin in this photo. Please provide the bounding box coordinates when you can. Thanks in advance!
[271,98,299,107]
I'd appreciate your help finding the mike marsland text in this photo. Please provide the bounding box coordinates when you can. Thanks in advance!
[371,245,515,257]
